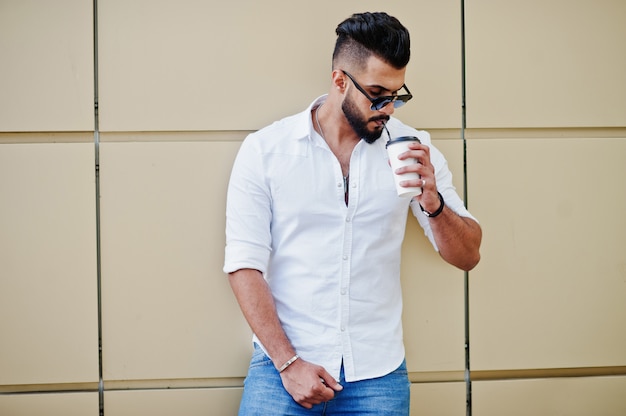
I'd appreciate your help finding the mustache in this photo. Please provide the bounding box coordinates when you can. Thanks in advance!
[369,115,390,123]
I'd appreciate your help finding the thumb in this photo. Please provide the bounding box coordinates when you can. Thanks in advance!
[319,371,343,392]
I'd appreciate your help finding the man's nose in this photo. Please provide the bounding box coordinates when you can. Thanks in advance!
[378,101,395,116]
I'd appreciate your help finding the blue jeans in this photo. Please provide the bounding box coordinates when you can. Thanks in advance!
[238,344,410,415]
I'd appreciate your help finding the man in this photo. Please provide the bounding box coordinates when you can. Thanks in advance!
[224,12,481,415]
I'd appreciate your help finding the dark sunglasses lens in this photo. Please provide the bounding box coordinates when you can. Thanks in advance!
[371,96,411,110]
[393,98,408,109]
[371,98,393,111]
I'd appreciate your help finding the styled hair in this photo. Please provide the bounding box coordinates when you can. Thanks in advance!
[332,12,410,70]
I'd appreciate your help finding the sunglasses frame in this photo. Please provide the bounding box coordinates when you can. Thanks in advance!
[341,70,413,111]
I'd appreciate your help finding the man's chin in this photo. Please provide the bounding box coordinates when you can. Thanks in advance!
[362,130,383,144]
[361,124,385,144]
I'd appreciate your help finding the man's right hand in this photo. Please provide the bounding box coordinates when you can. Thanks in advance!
[279,358,343,409]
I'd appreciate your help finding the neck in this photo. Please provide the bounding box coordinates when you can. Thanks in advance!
[314,100,358,177]
[315,100,359,148]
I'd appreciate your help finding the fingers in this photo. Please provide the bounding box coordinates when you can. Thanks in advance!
[319,371,343,392]
[294,379,336,408]
[396,144,430,171]
[281,360,341,408]
[394,143,435,189]
[399,141,430,162]
[310,376,338,402]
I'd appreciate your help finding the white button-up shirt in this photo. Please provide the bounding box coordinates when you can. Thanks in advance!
[224,96,475,382]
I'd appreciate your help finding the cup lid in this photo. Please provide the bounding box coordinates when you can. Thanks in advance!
[385,136,421,148]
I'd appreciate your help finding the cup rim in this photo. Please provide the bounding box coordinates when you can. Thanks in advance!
[385,136,421,148]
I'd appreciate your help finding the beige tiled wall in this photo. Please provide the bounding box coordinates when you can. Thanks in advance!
[463,2,626,413]
[463,1,626,413]
[104,389,241,416]
[96,0,461,131]
[402,139,467,375]
[0,392,99,416]
[473,376,626,416]
[99,139,251,382]
[410,382,466,416]
[1,0,625,415]
[0,142,99,387]
[467,137,626,371]
[465,0,626,128]
[0,0,94,131]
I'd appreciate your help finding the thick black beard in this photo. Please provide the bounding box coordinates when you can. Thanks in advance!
[342,95,388,144]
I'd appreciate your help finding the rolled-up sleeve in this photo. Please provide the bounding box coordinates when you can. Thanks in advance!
[223,135,273,274]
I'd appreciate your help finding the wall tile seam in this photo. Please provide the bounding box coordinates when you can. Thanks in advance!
[0,383,99,395]
[471,366,626,382]
[17,128,608,144]
[464,127,626,140]
[8,371,625,396]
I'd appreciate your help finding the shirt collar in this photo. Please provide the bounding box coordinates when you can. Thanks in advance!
[291,95,328,141]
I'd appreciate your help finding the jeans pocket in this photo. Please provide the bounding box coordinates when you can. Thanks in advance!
[249,343,274,369]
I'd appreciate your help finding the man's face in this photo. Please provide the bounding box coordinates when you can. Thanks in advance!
[340,57,408,144]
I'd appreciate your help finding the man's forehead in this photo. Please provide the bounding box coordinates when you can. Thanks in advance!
[360,70,406,92]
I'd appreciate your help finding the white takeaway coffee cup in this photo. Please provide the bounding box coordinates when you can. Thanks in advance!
[385,136,422,197]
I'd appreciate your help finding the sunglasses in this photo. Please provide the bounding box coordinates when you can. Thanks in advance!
[341,70,413,111]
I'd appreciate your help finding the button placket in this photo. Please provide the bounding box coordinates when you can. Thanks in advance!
[338,148,361,360]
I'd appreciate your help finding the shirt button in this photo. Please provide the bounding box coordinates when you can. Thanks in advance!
[337,182,342,187]
[341,288,347,295]
[341,326,345,331]
[343,255,348,260]
[346,217,351,222]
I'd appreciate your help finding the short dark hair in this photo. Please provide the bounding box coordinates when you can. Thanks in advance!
[332,12,410,70]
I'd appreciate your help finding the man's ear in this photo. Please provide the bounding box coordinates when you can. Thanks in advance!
[331,70,346,92]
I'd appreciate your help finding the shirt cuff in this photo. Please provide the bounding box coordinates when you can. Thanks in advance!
[223,243,269,275]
